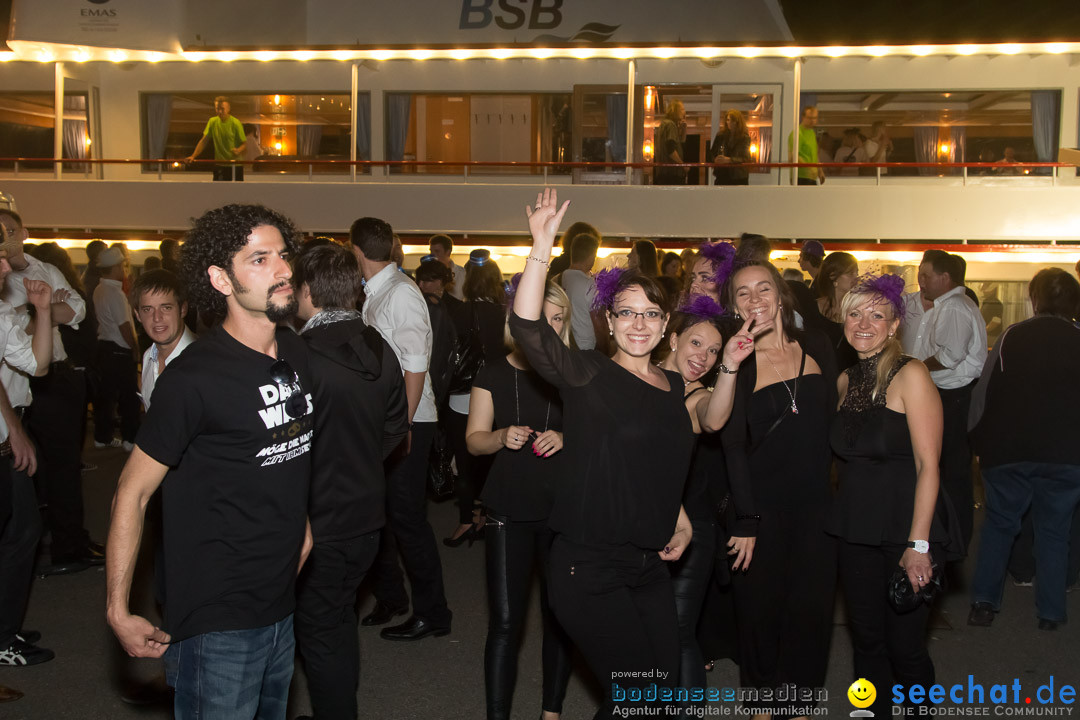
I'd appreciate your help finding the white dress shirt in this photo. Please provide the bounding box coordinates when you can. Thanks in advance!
[2,254,87,410]
[362,264,437,423]
[447,261,466,301]
[559,268,597,350]
[0,300,43,439]
[910,286,988,390]
[94,278,135,349]
[899,291,927,355]
[140,327,197,411]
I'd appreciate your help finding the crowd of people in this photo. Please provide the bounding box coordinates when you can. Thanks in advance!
[0,195,1077,719]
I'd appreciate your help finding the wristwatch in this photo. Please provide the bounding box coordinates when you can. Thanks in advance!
[717,363,738,375]
[907,540,930,554]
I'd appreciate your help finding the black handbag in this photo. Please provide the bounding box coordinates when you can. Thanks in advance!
[427,425,457,498]
[446,305,485,395]
[887,561,943,614]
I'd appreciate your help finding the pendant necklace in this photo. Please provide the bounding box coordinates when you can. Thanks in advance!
[764,346,799,414]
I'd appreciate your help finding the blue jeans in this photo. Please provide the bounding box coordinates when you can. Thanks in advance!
[971,463,1080,623]
[164,615,295,720]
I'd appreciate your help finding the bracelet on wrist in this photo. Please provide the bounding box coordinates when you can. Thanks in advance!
[526,255,550,266]
[718,363,738,375]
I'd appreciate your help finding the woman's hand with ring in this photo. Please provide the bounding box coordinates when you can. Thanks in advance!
[531,430,563,457]
[501,424,533,451]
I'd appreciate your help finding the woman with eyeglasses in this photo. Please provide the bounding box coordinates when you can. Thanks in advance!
[467,279,573,720]
[510,189,754,717]
[443,249,509,547]
[721,260,838,714]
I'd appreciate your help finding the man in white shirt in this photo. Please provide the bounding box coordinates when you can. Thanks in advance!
[131,270,195,411]
[899,290,931,355]
[92,247,140,451]
[0,210,100,575]
[910,249,987,550]
[429,234,465,300]
[0,242,57,670]
[557,232,600,350]
[351,217,451,641]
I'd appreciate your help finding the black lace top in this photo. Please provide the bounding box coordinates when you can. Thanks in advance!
[839,351,911,445]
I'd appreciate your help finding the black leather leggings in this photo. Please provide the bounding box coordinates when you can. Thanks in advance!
[484,514,572,720]
[669,519,717,707]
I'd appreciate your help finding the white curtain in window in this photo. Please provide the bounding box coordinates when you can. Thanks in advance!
[61,96,88,172]
[914,127,938,176]
[605,94,627,165]
[355,93,371,161]
[297,125,323,157]
[387,94,411,162]
[757,126,772,165]
[1031,90,1061,172]
[950,127,967,172]
[146,94,173,161]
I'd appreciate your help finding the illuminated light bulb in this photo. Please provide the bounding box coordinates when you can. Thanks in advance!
[489,48,511,59]
[274,94,281,105]
[749,143,759,155]
[954,44,978,55]
[74,49,92,62]
[612,47,634,59]
[1043,42,1068,54]
[997,43,1022,55]
[737,47,761,58]
[444,132,451,140]
[37,50,55,62]
[864,46,890,57]
[570,48,595,59]
[367,50,390,61]
[939,143,951,154]
[275,142,282,150]
[256,51,276,62]
[824,46,849,58]
[652,47,676,59]
[184,51,205,62]
[84,137,91,146]
[0,52,16,62]
[779,47,801,58]
[110,50,128,62]
[333,50,352,61]
[450,49,474,60]
[172,161,181,168]
[908,45,933,56]
[695,47,720,59]
[217,51,236,62]
[294,51,314,61]
[530,48,554,59]
[146,52,163,63]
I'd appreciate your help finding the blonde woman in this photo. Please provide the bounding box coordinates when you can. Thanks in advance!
[468,280,572,720]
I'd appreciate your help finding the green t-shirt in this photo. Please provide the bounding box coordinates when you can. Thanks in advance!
[203,116,246,162]
[788,125,819,181]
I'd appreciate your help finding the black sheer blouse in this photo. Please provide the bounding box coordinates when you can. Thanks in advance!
[509,313,695,550]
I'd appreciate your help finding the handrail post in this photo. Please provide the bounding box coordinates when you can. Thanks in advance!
[158,161,163,180]
[1053,164,1058,187]
[544,164,548,184]
[308,163,313,181]
[13,160,18,177]
[464,164,469,182]
[962,165,967,186]
[876,164,881,186]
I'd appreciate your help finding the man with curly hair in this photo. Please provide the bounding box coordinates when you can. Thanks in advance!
[106,204,315,720]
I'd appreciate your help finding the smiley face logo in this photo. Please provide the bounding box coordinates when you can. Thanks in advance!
[848,678,876,709]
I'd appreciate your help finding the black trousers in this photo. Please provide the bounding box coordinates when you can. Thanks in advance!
[797,177,818,186]
[484,514,571,720]
[28,362,90,561]
[938,383,975,551]
[730,508,835,706]
[93,342,140,445]
[837,540,935,718]
[0,461,42,647]
[369,422,451,626]
[446,408,492,525]
[212,165,244,181]
[295,532,380,720]
[547,535,679,718]
[670,519,717,705]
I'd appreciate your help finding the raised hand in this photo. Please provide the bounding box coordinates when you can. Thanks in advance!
[23,278,53,311]
[721,315,761,370]
[524,188,570,249]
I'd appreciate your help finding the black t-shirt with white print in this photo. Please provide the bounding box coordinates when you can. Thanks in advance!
[135,325,314,642]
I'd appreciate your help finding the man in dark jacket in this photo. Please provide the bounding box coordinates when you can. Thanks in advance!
[292,242,409,719]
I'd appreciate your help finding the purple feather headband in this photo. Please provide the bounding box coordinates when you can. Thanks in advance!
[505,272,523,310]
[678,294,724,319]
[851,272,906,319]
[699,241,736,287]
[591,267,627,312]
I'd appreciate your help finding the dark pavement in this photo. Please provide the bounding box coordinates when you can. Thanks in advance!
[2,443,1078,719]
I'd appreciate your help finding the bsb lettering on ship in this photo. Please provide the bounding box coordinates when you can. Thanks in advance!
[255,381,314,467]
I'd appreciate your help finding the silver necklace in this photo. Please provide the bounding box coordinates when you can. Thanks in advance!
[764,347,799,414]
[514,367,551,431]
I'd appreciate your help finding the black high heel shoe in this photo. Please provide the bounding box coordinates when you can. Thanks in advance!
[442,526,478,548]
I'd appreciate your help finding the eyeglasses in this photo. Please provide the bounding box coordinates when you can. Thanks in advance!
[612,308,664,322]
[269,358,309,419]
